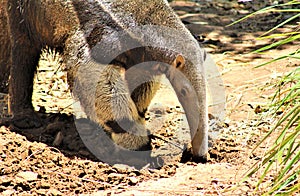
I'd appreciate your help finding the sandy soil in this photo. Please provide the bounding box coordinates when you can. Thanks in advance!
[0,0,299,195]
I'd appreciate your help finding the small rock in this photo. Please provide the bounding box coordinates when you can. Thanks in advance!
[166,107,174,113]
[15,171,38,183]
[211,178,219,185]
[113,164,134,173]
[47,188,63,196]
[0,176,12,186]
[108,173,124,179]
[196,184,205,190]
[36,188,48,195]
[40,181,51,189]
[2,189,15,195]
[128,176,138,185]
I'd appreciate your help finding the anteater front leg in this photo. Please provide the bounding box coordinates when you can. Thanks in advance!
[5,3,42,129]
[73,62,152,151]
[0,1,11,93]
[71,62,164,167]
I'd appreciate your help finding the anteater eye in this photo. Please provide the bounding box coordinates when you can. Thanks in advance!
[181,88,187,96]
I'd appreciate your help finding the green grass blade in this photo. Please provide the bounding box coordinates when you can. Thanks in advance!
[258,32,300,40]
[255,51,300,68]
[251,105,299,152]
[227,0,300,27]
[271,150,300,194]
[261,13,300,36]
[253,34,300,53]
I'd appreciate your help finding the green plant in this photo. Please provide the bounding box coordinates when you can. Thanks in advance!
[231,0,300,195]
[246,67,299,195]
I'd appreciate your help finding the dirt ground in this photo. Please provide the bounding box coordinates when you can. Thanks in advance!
[0,0,299,195]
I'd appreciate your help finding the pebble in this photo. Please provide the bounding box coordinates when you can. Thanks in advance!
[128,176,139,185]
[15,171,38,183]
[47,188,63,196]
[2,189,15,195]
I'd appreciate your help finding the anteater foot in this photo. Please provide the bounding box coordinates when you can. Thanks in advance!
[0,110,43,129]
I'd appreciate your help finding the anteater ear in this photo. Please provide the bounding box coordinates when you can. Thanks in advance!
[172,54,185,70]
